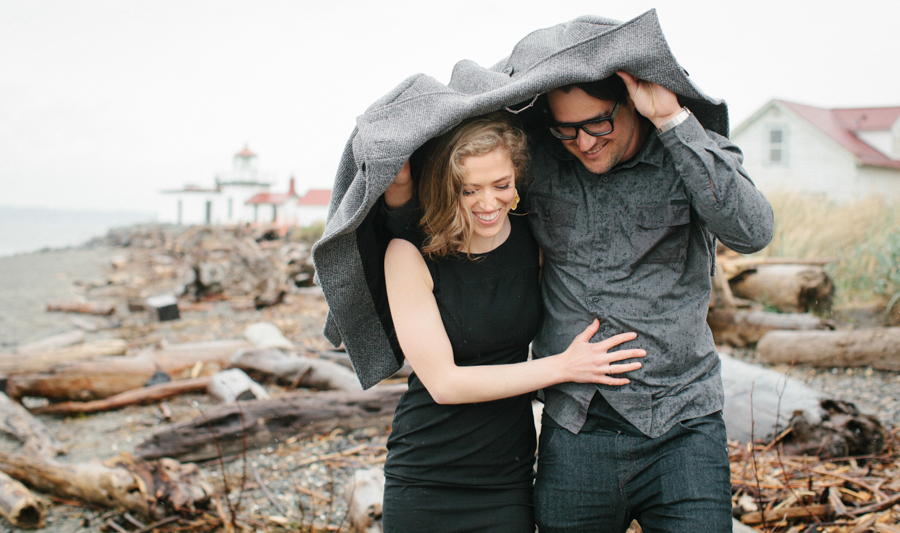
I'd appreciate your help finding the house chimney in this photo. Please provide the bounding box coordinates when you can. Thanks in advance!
[288,176,296,196]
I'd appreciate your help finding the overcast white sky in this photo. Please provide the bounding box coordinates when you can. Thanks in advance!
[1,0,898,214]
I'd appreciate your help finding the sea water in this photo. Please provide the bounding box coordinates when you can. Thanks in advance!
[0,206,156,257]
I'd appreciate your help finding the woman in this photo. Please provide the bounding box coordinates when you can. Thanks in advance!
[381,112,644,532]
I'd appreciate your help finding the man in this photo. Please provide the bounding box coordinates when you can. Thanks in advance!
[314,11,773,531]
[527,72,773,532]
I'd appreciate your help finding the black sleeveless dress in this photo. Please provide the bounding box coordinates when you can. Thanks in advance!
[382,215,542,533]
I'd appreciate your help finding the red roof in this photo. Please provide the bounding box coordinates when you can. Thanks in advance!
[246,192,293,205]
[235,145,257,158]
[780,101,900,170]
[297,189,332,206]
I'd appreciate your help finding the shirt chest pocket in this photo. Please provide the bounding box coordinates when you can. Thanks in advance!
[528,194,578,265]
[633,201,690,265]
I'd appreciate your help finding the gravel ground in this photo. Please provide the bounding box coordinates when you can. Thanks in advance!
[1,245,899,532]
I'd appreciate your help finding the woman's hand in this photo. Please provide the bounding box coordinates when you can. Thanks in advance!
[557,319,645,385]
[384,160,413,209]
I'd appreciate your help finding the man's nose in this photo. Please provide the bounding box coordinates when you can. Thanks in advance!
[575,129,595,151]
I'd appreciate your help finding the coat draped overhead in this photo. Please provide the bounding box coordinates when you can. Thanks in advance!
[312,9,731,389]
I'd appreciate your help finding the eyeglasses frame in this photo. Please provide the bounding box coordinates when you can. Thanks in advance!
[549,101,622,140]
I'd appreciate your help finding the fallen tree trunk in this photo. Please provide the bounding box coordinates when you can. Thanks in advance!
[45,300,115,316]
[30,377,211,416]
[756,328,900,370]
[0,470,48,529]
[720,353,888,457]
[707,308,833,347]
[10,331,86,356]
[0,452,213,520]
[0,392,66,456]
[232,349,363,391]
[729,264,834,313]
[344,468,384,533]
[0,339,128,375]
[5,340,250,402]
[135,384,406,462]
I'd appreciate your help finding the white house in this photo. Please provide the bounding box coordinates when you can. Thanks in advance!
[731,100,900,203]
[295,189,332,226]
[245,177,300,225]
[159,145,272,225]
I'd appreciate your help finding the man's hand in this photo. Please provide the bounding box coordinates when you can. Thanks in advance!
[384,160,413,209]
[617,71,683,129]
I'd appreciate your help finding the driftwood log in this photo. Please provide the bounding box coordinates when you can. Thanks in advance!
[707,308,833,347]
[0,339,128,375]
[344,468,384,533]
[729,264,834,313]
[0,392,65,456]
[6,340,250,402]
[45,300,116,316]
[0,452,213,520]
[10,331,86,356]
[720,353,887,457]
[0,470,47,529]
[207,369,269,403]
[756,328,900,370]
[232,349,363,391]
[30,377,211,416]
[135,384,406,462]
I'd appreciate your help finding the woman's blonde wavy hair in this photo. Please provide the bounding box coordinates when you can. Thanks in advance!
[418,111,529,259]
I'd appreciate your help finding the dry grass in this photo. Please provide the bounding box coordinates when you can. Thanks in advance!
[758,193,900,307]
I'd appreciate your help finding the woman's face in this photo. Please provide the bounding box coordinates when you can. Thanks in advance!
[459,147,517,243]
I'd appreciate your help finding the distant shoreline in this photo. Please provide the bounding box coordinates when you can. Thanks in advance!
[0,205,156,258]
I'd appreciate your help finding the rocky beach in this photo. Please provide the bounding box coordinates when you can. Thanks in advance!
[1,227,899,532]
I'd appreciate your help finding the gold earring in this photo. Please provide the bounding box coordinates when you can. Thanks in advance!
[511,191,520,211]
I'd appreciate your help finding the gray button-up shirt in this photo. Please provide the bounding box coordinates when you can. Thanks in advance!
[527,115,774,438]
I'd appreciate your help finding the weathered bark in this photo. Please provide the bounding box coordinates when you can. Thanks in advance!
[6,340,250,402]
[207,370,269,403]
[232,349,363,391]
[244,322,294,351]
[344,468,384,533]
[0,470,48,529]
[10,331,86,356]
[721,353,888,457]
[0,452,213,520]
[45,300,116,316]
[707,308,833,347]
[740,504,831,526]
[0,392,66,456]
[756,328,900,370]
[781,399,887,458]
[729,264,834,313]
[0,339,128,375]
[135,384,406,462]
[30,377,211,416]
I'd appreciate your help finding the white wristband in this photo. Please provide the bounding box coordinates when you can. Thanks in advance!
[656,107,692,134]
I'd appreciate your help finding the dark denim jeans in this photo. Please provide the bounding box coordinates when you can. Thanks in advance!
[534,411,732,533]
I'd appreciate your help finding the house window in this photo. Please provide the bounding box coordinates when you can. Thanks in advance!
[766,125,787,164]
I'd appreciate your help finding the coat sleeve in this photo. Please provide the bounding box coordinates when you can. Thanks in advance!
[658,115,774,254]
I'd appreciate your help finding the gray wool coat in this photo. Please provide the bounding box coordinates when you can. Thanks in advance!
[312,9,731,389]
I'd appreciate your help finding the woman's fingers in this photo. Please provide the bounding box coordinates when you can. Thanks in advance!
[573,319,601,343]
[595,331,637,351]
[606,361,643,375]
[601,348,646,362]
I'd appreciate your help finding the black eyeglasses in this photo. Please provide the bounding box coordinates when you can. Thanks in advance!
[549,102,621,140]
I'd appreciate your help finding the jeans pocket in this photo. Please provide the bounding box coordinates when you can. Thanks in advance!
[633,200,690,265]
[528,194,578,265]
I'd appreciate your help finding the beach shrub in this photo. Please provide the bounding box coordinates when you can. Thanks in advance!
[758,192,900,307]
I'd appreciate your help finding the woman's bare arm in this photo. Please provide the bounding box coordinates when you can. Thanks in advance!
[384,238,644,405]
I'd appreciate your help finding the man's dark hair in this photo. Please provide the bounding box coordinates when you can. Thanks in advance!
[556,75,627,103]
